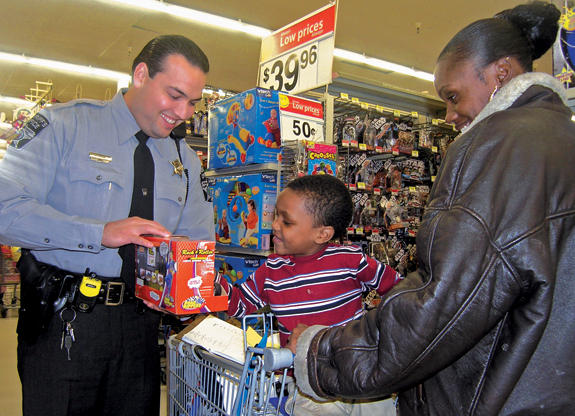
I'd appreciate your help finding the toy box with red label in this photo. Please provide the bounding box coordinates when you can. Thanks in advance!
[213,172,277,251]
[215,253,265,286]
[134,236,227,315]
[208,87,281,169]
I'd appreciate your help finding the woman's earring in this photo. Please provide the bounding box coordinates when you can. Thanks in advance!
[489,84,499,102]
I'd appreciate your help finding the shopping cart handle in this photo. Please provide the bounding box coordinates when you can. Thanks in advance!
[263,348,294,371]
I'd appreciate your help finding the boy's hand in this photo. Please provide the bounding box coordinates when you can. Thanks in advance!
[287,323,309,354]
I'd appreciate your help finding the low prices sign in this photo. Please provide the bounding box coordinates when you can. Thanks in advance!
[278,93,324,142]
[258,3,337,95]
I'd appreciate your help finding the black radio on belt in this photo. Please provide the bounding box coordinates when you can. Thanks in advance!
[74,269,101,313]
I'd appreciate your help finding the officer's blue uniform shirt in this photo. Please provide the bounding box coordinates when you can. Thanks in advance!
[0,90,214,276]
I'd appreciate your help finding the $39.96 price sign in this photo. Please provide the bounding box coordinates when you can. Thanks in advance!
[258,3,336,95]
[278,93,324,143]
[260,43,319,94]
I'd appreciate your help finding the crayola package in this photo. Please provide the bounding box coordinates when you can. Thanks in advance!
[305,141,337,176]
[134,236,227,315]
[212,172,277,251]
[208,88,282,169]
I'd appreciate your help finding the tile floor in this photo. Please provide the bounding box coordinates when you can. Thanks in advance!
[0,309,168,416]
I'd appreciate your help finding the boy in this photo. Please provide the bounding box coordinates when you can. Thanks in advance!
[221,174,401,415]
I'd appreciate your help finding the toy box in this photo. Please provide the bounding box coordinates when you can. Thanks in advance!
[304,141,337,176]
[213,172,277,250]
[215,254,265,285]
[208,87,282,169]
[134,236,227,315]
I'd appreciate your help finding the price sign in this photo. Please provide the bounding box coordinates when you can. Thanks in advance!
[278,93,324,142]
[258,3,337,95]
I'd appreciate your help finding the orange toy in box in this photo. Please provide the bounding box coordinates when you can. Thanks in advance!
[134,236,228,315]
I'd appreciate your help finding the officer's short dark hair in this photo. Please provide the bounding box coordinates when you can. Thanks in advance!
[286,175,352,240]
[132,35,209,78]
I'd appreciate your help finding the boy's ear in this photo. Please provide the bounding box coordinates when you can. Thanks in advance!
[314,225,335,244]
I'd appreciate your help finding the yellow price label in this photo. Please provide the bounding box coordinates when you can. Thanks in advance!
[409,186,417,193]
[351,97,360,104]
[361,102,369,110]
[393,110,401,118]
[340,92,349,100]
[376,105,384,113]
[431,175,436,182]
[358,182,366,189]
[411,150,419,157]
[411,111,419,119]
[432,146,438,153]
[359,143,367,150]
[356,227,364,235]
[432,119,439,125]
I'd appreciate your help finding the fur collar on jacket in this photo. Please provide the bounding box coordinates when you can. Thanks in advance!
[460,72,568,136]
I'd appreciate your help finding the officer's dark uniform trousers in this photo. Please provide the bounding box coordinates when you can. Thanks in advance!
[18,302,161,415]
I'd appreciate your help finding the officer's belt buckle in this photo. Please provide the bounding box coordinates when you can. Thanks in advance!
[104,281,125,306]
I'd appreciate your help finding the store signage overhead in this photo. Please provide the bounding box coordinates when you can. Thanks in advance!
[258,2,337,95]
[278,93,324,142]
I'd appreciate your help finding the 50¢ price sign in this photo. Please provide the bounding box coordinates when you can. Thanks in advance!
[258,3,336,95]
[278,93,324,143]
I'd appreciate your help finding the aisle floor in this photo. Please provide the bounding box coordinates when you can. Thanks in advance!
[0,310,168,416]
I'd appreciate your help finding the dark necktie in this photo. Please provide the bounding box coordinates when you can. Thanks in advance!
[119,130,154,291]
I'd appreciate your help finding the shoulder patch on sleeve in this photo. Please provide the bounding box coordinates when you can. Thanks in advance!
[10,113,49,149]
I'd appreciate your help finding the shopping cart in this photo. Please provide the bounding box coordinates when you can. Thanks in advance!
[167,314,295,416]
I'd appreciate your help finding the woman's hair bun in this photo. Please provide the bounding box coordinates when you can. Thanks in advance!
[496,1,561,60]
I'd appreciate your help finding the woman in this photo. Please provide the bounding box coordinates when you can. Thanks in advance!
[288,2,575,415]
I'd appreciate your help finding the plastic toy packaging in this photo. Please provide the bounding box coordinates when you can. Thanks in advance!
[208,88,281,169]
[381,195,408,232]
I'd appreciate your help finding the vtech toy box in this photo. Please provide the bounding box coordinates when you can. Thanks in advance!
[213,172,277,250]
[215,254,265,285]
[208,87,281,169]
[134,236,227,315]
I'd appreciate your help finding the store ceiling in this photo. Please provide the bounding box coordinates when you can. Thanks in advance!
[0,0,555,121]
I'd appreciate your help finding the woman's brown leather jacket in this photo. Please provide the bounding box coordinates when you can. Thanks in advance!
[294,74,575,415]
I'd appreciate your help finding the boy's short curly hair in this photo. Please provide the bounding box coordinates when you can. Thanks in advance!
[286,175,352,240]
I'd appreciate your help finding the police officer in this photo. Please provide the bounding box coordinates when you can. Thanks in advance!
[0,35,214,416]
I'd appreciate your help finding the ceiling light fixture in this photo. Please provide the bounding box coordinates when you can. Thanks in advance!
[103,0,434,82]
[0,51,132,88]
[333,49,434,82]
[0,95,35,108]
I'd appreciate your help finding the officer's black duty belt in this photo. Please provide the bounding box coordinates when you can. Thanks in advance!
[97,280,135,306]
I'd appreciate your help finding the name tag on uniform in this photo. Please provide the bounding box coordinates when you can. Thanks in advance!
[89,152,112,163]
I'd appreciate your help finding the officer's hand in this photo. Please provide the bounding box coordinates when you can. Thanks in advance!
[102,217,171,248]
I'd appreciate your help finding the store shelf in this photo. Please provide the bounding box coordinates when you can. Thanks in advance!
[215,244,270,257]
[184,135,208,149]
[204,162,281,177]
